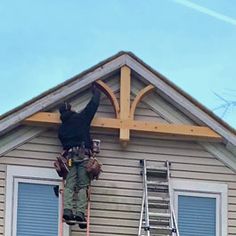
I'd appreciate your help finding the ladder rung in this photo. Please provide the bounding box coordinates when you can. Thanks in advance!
[147,181,168,186]
[146,165,167,170]
[149,212,171,218]
[150,225,173,234]
[64,220,87,225]
[148,196,170,202]
[149,218,170,225]
[146,166,167,172]
[147,181,169,192]
[149,202,169,209]
[147,171,167,178]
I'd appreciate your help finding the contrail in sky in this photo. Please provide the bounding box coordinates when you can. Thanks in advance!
[173,0,236,26]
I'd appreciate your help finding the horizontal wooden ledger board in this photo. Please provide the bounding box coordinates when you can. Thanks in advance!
[24,112,222,142]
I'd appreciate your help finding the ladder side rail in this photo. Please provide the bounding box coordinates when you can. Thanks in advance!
[143,160,150,236]
[59,180,65,236]
[172,208,180,236]
[86,185,92,236]
[138,189,145,236]
[167,161,180,236]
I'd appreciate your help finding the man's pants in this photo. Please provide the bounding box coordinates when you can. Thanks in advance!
[64,160,90,215]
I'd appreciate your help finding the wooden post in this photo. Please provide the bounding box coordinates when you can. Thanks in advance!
[119,66,131,143]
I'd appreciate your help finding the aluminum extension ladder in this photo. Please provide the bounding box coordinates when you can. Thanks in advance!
[138,160,180,236]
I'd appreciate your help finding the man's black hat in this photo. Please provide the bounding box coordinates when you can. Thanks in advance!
[59,102,71,114]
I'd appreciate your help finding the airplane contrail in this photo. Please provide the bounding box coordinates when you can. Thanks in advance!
[173,0,236,26]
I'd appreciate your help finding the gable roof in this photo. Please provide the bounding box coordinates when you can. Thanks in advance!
[0,51,235,149]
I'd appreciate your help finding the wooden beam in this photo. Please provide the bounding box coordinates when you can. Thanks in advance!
[130,84,155,119]
[96,80,120,118]
[25,112,60,126]
[24,112,222,141]
[24,112,121,129]
[128,120,222,141]
[119,66,131,142]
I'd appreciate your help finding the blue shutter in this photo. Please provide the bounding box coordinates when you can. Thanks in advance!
[17,182,59,236]
[178,195,216,236]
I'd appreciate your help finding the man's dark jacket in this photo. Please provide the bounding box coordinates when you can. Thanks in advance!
[58,89,101,150]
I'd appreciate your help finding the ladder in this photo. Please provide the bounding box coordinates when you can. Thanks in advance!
[59,182,91,236]
[138,160,180,236]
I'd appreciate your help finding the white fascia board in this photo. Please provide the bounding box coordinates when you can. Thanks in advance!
[126,55,236,147]
[0,54,126,136]
[201,143,236,173]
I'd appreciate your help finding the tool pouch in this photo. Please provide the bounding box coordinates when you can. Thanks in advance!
[54,152,69,179]
[86,157,102,180]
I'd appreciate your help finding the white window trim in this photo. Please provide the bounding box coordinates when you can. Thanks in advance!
[5,165,69,236]
[171,179,228,236]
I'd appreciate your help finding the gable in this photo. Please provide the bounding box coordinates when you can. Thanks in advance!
[0,51,235,171]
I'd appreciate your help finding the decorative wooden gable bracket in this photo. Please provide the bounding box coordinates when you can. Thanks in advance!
[24,66,222,143]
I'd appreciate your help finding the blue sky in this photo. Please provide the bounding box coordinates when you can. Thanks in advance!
[0,0,235,127]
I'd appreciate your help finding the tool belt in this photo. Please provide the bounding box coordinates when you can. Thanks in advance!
[67,146,92,158]
[54,142,102,180]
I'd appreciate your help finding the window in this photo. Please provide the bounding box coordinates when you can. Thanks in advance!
[178,194,216,236]
[5,166,69,236]
[171,180,228,236]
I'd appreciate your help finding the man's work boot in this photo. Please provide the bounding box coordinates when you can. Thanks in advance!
[63,209,74,221]
[75,212,87,229]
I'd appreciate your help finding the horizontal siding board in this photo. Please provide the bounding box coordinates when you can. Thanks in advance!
[0,188,4,196]
[0,156,54,168]
[6,150,56,160]
[90,209,140,220]
[99,150,224,166]
[99,143,215,158]
[92,187,142,198]
[73,221,138,234]
[91,194,141,205]
[172,170,236,182]
[91,202,140,212]
[0,196,4,203]
[17,143,61,153]
[5,148,225,168]
[89,217,138,227]
[72,233,134,236]
[92,179,142,190]
[229,226,236,234]
[41,131,207,150]
[171,163,235,174]
[229,212,236,219]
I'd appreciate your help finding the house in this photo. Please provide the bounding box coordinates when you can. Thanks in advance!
[0,51,235,236]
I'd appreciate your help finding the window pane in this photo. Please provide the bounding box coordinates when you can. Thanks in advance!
[17,183,59,236]
[178,195,216,236]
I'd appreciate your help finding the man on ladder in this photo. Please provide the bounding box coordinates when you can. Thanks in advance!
[57,83,101,229]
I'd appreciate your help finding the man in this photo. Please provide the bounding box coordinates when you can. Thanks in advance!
[58,84,101,228]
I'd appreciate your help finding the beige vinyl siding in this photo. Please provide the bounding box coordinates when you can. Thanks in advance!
[97,96,168,123]
[0,165,5,235]
[1,129,236,235]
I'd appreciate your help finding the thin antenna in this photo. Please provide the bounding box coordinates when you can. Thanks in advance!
[213,90,236,118]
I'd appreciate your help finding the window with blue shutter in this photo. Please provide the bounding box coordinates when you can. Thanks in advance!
[178,195,216,236]
[17,182,59,236]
